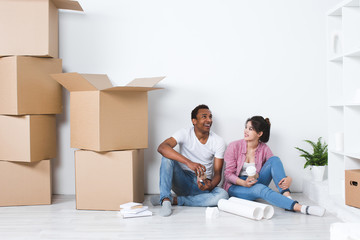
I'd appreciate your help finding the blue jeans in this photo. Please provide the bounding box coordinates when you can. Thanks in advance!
[228,156,297,210]
[159,157,229,206]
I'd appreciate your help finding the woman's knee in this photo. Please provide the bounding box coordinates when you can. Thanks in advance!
[268,156,281,164]
[252,183,269,196]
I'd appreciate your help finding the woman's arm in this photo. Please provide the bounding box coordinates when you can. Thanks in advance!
[223,143,240,185]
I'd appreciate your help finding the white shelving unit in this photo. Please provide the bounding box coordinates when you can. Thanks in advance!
[327,0,360,211]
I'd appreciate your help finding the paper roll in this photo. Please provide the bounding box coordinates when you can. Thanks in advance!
[229,197,274,219]
[218,199,263,220]
[205,207,220,219]
[335,132,344,152]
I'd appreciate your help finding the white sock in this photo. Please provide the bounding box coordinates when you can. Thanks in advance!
[301,205,325,217]
[150,195,161,206]
[160,200,172,217]
[287,196,293,200]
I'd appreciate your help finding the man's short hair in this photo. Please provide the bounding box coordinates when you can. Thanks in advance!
[191,104,210,120]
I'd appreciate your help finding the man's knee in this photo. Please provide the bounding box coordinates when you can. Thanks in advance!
[211,187,229,206]
[160,157,175,170]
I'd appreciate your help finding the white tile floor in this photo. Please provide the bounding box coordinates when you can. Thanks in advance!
[0,193,341,240]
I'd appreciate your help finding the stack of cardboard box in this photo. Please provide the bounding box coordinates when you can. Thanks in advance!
[51,73,164,210]
[0,0,82,206]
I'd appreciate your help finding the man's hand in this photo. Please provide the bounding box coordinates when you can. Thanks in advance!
[197,178,212,191]
[278,176,292,190]
[187,162,206,178]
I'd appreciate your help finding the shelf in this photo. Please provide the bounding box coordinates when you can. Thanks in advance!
[327,0,360,204]
[344,48,360,57]
[328,0,360,16]
[344,103,360,107]
[328,104,344,107]
[344,153,360,159]
[329,55,343,62]
[329,150,345,156]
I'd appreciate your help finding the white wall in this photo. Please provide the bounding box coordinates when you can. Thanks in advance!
[54,0,343,194]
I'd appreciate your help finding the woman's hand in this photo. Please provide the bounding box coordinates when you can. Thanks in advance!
[278,176,292,190]
[244,176,257,187]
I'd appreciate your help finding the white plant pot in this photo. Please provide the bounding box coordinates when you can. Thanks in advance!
[311,165,326,182]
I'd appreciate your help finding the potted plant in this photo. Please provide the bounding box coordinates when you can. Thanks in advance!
[295,137,328,181]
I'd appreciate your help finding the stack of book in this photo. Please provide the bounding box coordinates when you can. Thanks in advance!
[119,202,152,219]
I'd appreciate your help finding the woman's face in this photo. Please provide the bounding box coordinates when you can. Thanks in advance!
[244,121,262,142]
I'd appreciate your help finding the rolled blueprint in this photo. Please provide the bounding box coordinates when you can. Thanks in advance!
[218,199,263,220]
[229,197,274,219]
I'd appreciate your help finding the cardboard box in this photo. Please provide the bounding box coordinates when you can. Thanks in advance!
[75,149,144,211]
[345,169,360,208]
[0,160,52,206]
[51,73,164,151]
[0,0,82,58]
[0,115,56,162]
[0,56,63,115]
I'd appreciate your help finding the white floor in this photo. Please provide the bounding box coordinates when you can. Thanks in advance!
[0,193,341,240]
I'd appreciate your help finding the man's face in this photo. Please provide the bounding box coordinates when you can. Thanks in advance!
[192,108,212,133]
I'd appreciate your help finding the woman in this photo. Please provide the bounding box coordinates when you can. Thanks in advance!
[223,116,325,217]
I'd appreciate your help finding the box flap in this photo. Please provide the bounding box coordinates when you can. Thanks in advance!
[103,87,163,92]
[51,73,113,92]
[52,0,83,11]
[126,76,165,87]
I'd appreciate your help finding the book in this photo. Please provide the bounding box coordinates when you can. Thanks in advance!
[119,202,152,219]
[120,206,148,214]
[122,210,153,219]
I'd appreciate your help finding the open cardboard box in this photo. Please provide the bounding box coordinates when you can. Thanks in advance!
[75,149,144,211]
[51,73,165,151]
[0,56,63,115]
[345,169,360,208]
[0,159,52,206]
[0,0,83,58]
[0,115,57,162]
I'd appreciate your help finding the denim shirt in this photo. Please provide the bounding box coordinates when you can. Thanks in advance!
[222,139,273,191]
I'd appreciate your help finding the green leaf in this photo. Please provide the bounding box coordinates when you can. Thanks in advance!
[295,137,328,168]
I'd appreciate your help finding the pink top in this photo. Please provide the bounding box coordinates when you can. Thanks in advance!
[222,139,273,191]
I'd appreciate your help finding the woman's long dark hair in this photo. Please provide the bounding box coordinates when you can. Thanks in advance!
[246,116,271,143]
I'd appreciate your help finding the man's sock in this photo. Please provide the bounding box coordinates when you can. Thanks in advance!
[150,195,161,206]
[160,200,172,217]
[300,205,326,217]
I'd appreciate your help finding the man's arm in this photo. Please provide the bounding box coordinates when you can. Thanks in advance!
[198,157,223,191]
[157,137,206,176]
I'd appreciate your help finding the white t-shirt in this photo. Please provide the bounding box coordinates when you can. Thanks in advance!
[172,126,226,179]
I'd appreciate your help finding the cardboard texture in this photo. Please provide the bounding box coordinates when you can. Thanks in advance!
[0,115,56,162]
[345,169,360,208]
[0,0,83,58]
[51,73,165,151]
[75,150,144,211]
[0,160,52,206]
[0,56,63,115]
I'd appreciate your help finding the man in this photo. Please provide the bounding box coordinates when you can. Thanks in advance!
[151,104,229,217]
